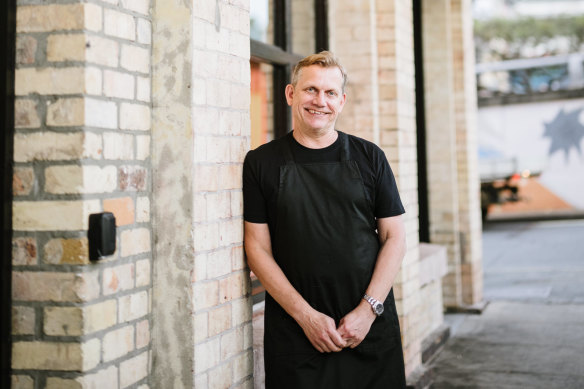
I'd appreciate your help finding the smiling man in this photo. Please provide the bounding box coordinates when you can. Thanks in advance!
[243,51,407,389]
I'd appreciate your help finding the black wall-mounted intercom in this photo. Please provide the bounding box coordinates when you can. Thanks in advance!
[88,212,116,261]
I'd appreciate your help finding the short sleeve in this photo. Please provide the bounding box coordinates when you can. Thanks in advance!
[243,150,269,223]
[374,151,405,218]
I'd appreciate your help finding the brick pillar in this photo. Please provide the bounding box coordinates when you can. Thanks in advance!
[151,0,253,388]
[12,1,153,387]
[330,0,380,144]
[422,0,463,308]
[450,0,483,306]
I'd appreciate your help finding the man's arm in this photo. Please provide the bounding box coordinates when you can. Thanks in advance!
[244,221,346,352]
[337,215,406,348]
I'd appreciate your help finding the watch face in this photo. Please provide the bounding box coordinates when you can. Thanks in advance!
[374,303,384,315]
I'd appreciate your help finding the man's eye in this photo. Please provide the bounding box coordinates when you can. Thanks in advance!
[328,91,336,96]
[307,87,315,92]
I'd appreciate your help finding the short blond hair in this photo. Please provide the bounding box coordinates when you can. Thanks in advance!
[291,51,347,92]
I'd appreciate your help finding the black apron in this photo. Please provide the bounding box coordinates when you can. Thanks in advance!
[264,132,405,389]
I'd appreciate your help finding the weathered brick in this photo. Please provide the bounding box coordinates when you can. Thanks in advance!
[120,103,151,131]
[103,132,134,160]
[136,18,152,45]
[136,319,150,349]
[12,271,100,302]
[103,325,134,362]
[11,375,34,389]
[43,237,89,265]
[14,132,102,162]
[121,0,150,15]
[15,35,37,65]
[119,166,147,191]
[85,299,118,334]
[47,34,85,62]
[136,196,150,223]
[13,200,101,231]
[14,99,40,128]
[104,9,136,40]
[136,135,150,160]
[12,339,100,371]
[12,306,35,335]
[104,70,135,99]
[45,378,82,389]
[121,44,150,74]
[135,258,151,287]
[221,327,243,361]
[46,98,84,127]
[45,165,117,194]
[208,362,232,389]
[44,306,83,336]
[136,76,151,102]
[86,36,120,67]
[16,4,102,33]
[104,197,135,226]
[194,312,208,343]
[208,304,231,337]
[193,338,220,374]
[231,296,252,326]
[219,218,243,246]
[233,349,253,382]
[119,351,148,388]
[12,237,37,266]
[16,67,85,95]
[120,228,150,257]
[119,290,148,323]
[85,98,117,129]
[103,263,135,295]
[78,365,119,389]
[193,280,219,311]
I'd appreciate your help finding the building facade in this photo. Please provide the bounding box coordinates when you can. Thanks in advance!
[4,0,482,387]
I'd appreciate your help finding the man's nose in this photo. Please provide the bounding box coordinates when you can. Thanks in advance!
[313,91,326,106]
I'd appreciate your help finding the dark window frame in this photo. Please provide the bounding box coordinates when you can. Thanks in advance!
[249,0,328,304]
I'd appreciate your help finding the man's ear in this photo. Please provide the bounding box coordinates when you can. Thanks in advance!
[338,92,347,112]
[285,84,294,106]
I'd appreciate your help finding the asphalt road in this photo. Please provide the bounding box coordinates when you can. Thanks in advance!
[428,219,584,389]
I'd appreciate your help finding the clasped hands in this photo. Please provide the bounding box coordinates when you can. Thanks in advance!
[299,301,376,353]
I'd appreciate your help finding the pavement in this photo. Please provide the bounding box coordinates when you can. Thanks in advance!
[426,218,584,389]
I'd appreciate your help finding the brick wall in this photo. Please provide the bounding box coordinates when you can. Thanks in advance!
[151,0,253,388]
[12,0,153,388]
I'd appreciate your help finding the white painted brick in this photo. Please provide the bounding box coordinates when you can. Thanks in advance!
[135,258,151,287]
[120,103,151,131]
[121,45,150,74]
[119,352,148,388]
[104,9,136,40]
[78,366,118,389]
[104,70,135,99]
[84,3,103,32]
[85,98,118,129]
[192,281,218,310]
[103,132,134,160]
[136,18,152,44]
[103,263,135,295]
[136,196,150,222]
[87,35,119,67]
[136,135,150,160]
[121,228,151,257]
[118,290,148,322]
[193,338,220,374]
[85,67,102,95]
[13,200,100,231]
[102,325,134,362]
[136,75,150,102]
[121,0,150,15]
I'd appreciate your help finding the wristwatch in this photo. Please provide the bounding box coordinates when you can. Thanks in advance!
[363,294,384,316]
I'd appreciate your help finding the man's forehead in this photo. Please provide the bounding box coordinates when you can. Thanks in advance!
[297,65,344,88]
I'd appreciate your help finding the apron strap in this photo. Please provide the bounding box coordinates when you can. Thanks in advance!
[281,134,295,164]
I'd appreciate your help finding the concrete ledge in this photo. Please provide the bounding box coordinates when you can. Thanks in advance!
[445,300,489,315]
[421,324,450,364]
[406,365,433,389]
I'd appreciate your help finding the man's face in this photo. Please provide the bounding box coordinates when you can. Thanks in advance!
[285,65,346,134]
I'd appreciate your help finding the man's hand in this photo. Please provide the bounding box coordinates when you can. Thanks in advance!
[337,300,376,349]
[297,309,347,353]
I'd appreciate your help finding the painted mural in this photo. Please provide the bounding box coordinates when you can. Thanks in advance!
[478,98,584,211]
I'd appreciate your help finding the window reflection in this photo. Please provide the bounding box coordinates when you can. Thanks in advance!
[250,0,271,44]
[250,61,274,149]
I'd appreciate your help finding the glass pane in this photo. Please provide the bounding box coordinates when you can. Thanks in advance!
[250,61,274,149]
[291,0,315,55]
[250,0,272,44]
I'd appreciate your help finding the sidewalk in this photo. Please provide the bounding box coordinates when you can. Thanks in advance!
[426,219,584,389]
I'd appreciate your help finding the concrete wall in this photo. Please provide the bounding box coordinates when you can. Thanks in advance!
[12,0,153,387]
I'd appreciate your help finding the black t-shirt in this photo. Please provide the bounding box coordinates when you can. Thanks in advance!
[243,131,405,239]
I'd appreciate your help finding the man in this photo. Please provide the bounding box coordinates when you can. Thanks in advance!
[243,51,406,388]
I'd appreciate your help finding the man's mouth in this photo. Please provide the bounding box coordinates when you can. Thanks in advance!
[306,109,328,115]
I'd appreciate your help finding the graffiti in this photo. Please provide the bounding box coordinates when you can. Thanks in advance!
[543,107,584,160]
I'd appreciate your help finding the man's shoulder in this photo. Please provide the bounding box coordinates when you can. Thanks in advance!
[244,134,289,165]
[343,131,385,159]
